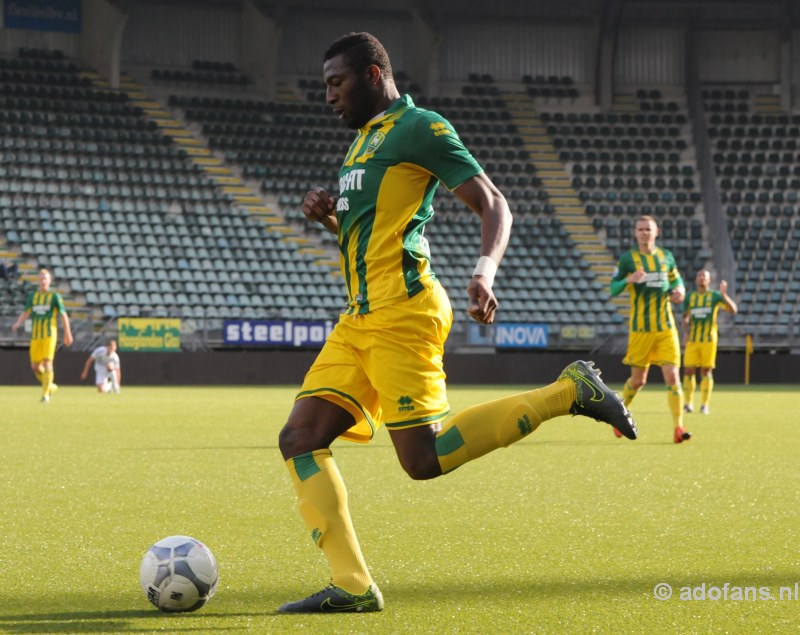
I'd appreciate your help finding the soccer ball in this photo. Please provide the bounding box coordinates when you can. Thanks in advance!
[139,535,219,612]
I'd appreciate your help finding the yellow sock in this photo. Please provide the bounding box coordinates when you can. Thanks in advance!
[667,384,684,428]
[683,374,696,409]
[622,379,639,408]
[701,374,714,407]
[285,450,372,594]
[42,370,54,396]
[435,380,576,474]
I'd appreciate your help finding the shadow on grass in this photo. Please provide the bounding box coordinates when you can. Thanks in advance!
[0,609,259,634]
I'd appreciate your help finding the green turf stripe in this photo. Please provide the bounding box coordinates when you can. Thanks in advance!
[291,452,321,482]
[434,425,465,457]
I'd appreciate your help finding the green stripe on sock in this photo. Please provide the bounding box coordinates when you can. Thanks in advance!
[435,426,465,457]
[292,451,321,482]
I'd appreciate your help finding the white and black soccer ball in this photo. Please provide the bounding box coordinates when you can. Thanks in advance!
[140,535,219,612]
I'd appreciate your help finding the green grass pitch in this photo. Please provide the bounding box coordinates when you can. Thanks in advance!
[0,382,797,634]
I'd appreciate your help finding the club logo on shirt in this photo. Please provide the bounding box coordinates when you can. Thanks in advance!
[430,121,451,136]
[366,131,386,154]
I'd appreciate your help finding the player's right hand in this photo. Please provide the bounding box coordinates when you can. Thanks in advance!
[627,268,647,284]
[301,188,337,224]
[467,277,498,324]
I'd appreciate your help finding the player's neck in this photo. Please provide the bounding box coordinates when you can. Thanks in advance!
[637,243,656,255]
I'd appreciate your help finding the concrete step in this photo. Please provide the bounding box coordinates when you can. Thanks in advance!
[160,127,194,137]
[211,175,242,185]
[233,194,264,204]
[184,146,212,156]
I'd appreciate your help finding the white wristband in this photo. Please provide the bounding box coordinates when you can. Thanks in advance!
[472,255,498,287]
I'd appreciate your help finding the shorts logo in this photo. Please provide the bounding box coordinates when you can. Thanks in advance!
[398,395,415,412]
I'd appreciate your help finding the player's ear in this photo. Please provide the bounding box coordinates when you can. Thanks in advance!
[365,64,381,86]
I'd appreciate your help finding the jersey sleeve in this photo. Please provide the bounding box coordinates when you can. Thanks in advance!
[408,111,483,191]
[24,292,34,311]
[609,252,632,296]
[666,251,684,289]
[53,292,67,315]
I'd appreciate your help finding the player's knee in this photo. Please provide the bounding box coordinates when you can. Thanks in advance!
[631,377,646,390]
[278,422,303,458]
[398,453,441,481]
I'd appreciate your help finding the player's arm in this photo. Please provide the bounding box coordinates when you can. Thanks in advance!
[609,256,638,297]
[80,354,94,380]
[11,308,31,332]
[718,280,738,315]
[60,311,74,347]
[668,260,685,304]
[452,172,512,325]
[301,187,339,235]
[681,308,691,345]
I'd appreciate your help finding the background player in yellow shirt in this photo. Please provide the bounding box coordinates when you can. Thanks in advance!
[11,268,73,402]
[682,269,738,415]
[610,216,689,443]
[275,32,637,614]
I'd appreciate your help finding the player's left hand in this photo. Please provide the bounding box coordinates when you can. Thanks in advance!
[719,280,728,293]
[467,277,498,324]
[64,333,74,347]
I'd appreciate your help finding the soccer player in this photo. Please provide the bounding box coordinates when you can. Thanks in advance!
[80,339,122,394]
[11,268,73,402]
[276,32,638,614]
[610,215,689,444]
[682,270,738,415]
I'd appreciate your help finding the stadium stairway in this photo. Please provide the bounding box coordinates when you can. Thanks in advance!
[502,92,628,320]
[115,75,342,277]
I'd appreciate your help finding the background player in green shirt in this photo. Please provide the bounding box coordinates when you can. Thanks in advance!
[11,268,73,402]
[275,31,637,614]
[610,216,690,443]
[682,269,738,414]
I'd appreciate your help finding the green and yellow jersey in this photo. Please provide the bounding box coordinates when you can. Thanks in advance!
[335,94,482,315]
[610,247,684,332]
[24,290,66,341]
[683,290,728,343]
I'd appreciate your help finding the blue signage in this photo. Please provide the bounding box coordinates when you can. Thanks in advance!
[4,0,81,33]
[494,323,549,349]
[224,320,334,348]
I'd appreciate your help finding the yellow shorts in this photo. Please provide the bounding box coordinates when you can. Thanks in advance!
[297,279,453,443]
[623,329,681,368]
[683,340,718,369]
[29,337,57,364]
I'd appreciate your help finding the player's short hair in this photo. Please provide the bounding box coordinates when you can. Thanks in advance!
[39,267,51,277]
[324,32,393,80]
[635,215,658,228]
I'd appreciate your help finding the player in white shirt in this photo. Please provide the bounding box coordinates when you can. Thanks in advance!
[80,340,121,393]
